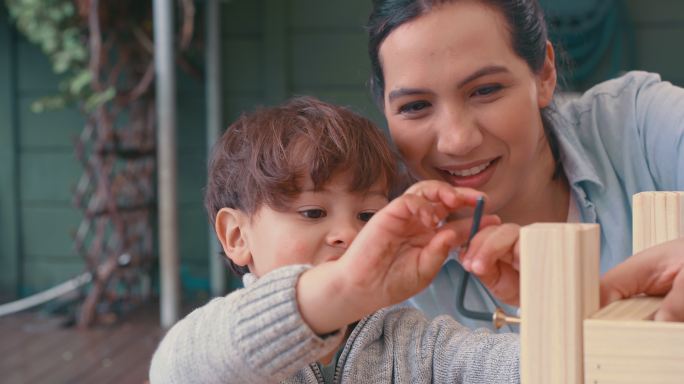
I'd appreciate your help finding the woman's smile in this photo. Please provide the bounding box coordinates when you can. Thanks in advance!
[437,157,500,188]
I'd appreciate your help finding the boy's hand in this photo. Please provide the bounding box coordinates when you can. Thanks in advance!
[297,180,499,335]
[459,224,522,306]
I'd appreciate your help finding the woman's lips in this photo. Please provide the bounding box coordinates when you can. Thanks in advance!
[439,158,500,189]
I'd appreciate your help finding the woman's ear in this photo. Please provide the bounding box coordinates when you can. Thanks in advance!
[215,208,252,267]
[537,40,557,108]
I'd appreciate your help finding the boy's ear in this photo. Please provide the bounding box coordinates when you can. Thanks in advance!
[215,208,252,267]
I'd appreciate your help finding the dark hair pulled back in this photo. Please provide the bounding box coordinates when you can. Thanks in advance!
[367,0,562,177]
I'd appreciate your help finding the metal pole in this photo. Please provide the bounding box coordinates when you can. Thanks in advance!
[206,0,226,297]
[153,0,180,328]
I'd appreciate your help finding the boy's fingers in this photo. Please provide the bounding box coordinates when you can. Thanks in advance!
[419,230,459,278]
[399,194,450,228]
[405,181,485,208]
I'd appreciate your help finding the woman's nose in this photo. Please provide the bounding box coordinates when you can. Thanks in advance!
[435,109,483,155]
[326,220,360,249]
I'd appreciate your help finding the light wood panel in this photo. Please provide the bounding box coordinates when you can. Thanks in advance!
[520,223,600,384]
[582,192,684,383]
[584,318,684,384]
[633,191,684,253]
[590,296,662,321]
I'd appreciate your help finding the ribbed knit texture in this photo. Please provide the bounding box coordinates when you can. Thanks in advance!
[149,264,520,383]
[150,265,345,384]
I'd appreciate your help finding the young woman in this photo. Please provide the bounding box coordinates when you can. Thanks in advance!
[367,0,684,327]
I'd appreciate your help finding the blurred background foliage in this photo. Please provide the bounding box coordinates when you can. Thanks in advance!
[6,0,113,112]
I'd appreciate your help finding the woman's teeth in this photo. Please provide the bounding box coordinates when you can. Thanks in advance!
[448,160,492,177]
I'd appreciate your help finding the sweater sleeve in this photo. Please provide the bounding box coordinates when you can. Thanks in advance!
[149,265,345,384]
[377,308,519,384]
[426,315,519,383]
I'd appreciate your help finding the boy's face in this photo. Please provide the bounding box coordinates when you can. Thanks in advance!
[233,172,389,277]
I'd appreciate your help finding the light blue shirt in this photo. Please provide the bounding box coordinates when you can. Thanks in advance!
[408,71,684,330]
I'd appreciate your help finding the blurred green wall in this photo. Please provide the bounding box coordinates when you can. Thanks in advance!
[1,0,683,300]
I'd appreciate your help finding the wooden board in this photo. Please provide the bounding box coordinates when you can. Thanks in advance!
[520,223,600,384]
[584,317,684,384]
[583,192,684,383]
[633,191,684,253]
[590,296,662,321]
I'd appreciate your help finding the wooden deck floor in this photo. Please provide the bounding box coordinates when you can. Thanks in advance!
[0,307,164,384]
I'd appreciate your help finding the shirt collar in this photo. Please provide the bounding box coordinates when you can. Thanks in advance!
[550,109,605,192]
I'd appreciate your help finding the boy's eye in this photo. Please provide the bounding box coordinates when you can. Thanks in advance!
[357,211,376,222]
[398,100,430,115]
[299,209,326,219]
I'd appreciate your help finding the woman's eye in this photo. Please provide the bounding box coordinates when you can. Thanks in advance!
[358,211,376,222]
[398,100,430,114]
[472,84,502,97]
[299,209,326,219]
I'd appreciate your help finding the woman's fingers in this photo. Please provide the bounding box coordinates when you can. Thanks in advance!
[461,223,520,274]
[455,223,522,306]
[438,214,501,248]
[655,268,684,321]
[483,262,520,306]
[600,238,684,321]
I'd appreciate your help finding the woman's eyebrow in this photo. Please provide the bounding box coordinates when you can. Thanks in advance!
[387,87,431,104]
[387,65,511,103]
[457,65,510,88]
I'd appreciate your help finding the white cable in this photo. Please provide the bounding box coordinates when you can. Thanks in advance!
[0,272,92,317]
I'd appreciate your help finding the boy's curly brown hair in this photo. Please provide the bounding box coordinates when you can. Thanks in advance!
[205,96,405,276]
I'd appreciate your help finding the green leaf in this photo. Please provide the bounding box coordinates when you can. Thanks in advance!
[69,71,93,95]
[84,87,116,111]
[31,95,67,113]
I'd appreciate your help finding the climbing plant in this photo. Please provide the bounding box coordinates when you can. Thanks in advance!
[6,0,114,112]
[5,0,201,327]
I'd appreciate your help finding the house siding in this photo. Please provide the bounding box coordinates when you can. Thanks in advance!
[1,0,683,299]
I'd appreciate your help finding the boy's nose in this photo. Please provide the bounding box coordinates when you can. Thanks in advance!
[326,222,360,249]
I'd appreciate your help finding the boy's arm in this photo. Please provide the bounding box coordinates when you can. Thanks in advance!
[297,181,499,335]
[376,308,520,384]
[426,315,519,383]
[149,265,345,384]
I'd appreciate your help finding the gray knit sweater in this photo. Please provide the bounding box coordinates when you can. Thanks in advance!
[149,265,520,383]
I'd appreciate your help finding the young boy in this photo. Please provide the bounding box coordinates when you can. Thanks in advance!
[149,96,519,384]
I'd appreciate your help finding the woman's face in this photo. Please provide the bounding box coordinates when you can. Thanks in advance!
[379,1,556,217]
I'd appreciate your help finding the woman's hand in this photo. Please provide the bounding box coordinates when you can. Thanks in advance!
[296,180,500,334]
[459,223,522,306]
[601,237,684,321]
[462,225,684,321]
